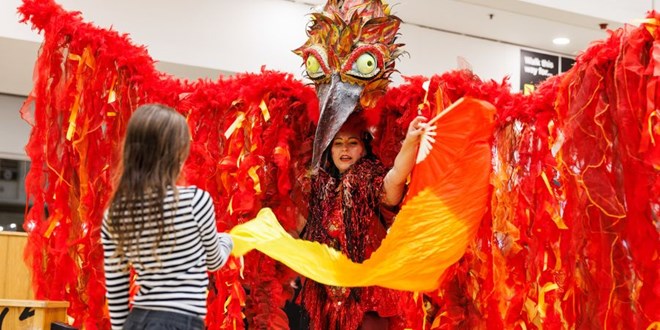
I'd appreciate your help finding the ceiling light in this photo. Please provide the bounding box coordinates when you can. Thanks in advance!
[553,37,570,45]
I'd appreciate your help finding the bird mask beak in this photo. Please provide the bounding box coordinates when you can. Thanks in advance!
[311,73,363,169]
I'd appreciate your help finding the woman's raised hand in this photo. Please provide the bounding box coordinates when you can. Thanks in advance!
[405,116,429,143]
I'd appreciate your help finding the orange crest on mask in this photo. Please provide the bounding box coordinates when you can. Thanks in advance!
[294,0,403,109]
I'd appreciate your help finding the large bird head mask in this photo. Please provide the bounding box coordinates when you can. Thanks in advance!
[294,0,403,168]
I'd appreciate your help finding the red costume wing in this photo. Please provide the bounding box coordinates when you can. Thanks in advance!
[17,0,660,328]
[18,1,317,328]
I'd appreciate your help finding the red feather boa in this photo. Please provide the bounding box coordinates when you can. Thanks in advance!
[17,0,659,328]
[19,0,317,328]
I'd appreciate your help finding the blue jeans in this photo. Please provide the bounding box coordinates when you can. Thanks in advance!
[123,308,205,330]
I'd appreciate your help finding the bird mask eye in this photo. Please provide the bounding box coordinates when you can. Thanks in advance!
[344,48,382,80]
[302,46,329,80]
[355,53,377,76]
[306,54,324,79]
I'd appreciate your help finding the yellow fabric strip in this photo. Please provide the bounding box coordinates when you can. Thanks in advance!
[231,185,478,292]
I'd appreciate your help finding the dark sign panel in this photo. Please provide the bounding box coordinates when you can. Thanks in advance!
[520,49,559,94]
[561,57,576,73]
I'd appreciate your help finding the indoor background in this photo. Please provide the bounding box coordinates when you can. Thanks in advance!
[0,0,653,231]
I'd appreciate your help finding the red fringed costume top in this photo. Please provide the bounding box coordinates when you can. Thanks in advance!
[301,158,410,330]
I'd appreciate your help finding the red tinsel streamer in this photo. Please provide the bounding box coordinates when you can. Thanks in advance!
[17,0,659,329]
[367,37,658,327]
[18,0,317,329]
[553,18,659,327]
[179,70,318,329]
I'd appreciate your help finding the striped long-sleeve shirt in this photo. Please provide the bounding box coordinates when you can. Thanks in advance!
[101,186,233,329]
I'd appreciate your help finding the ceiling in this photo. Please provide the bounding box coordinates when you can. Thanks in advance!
[1,0,655,96]
[295,0,654,56]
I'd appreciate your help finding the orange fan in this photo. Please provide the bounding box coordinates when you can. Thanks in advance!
[230,97,495,291]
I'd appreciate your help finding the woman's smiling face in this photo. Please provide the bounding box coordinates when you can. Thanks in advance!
[331,129,366,174]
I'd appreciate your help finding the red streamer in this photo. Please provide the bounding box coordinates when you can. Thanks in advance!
[17,0,659,328]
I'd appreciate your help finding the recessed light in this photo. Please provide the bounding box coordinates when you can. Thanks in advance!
[553,37,570,45]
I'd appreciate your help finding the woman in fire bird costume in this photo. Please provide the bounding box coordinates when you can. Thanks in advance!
[16,0,659,329]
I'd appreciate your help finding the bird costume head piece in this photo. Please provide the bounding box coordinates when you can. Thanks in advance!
[294,0,403,168]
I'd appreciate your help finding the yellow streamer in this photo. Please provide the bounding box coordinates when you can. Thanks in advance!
[259,100,271,122]
[231,190,472,291]
[225,112,245,139]
[537,282,559,318]
[66,47,96,141]
[247,166,262,194]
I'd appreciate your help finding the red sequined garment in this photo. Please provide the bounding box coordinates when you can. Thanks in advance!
[301,158,411,330]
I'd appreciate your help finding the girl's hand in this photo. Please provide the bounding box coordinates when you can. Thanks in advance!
[405,116,429,143]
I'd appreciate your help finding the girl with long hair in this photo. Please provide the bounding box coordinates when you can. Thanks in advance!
[102,104,233,330]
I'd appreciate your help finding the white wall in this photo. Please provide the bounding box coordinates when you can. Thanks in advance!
[396,23,522,85]
[0,0,566,157]
[1,0,313,74]
[0,94,31,160]
[1,0,539,81]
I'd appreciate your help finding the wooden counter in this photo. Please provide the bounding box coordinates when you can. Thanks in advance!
[0,299,70,329]
[0,231,33,300]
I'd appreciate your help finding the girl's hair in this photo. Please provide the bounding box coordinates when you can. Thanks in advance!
[107,104,190,266]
